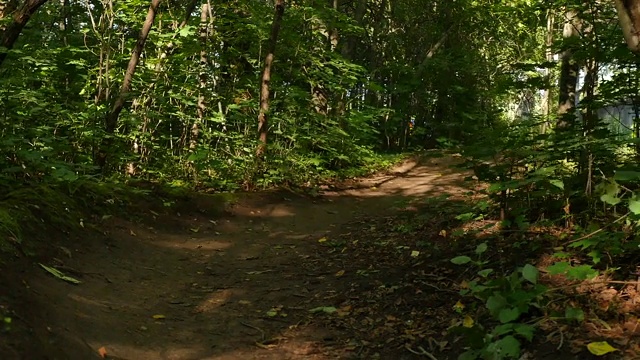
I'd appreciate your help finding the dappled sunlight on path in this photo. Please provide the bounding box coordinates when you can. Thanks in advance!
[8,153,478,360]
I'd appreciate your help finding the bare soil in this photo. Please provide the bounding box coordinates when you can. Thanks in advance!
[0,153,583,360]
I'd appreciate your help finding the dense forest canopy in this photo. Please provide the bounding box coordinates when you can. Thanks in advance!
[8,0,640,358]
[0,0,556,188]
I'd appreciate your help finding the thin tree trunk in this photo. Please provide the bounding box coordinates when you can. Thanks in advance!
[180,0,199,28]
[556,9,581,130]
[256,0,285,157]
[329,0,338,51]
[193,2,209,150]
[541,9,554,134]
[425,29,450,60]
[341,0,366,59]
[581,58,597,195]
[97,0,161,168]
[0,0,48,67]
[105,0,161,134]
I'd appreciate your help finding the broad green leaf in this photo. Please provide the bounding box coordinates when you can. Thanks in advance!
[521,264,539,284]
[514,323,535,341]
[478,268,494,278]
[565,306,585,322]
[475,242,488,255]
[629,199,640,215]
[498,307,521,323]
[600,193,621,205]
[458,350,480,360]
[549,179,564,190]
[566,265,598,281]
[546,261,570,275]
[451,256,472,265]
[486,294,507,316]
[493,335,521,358]
[614,171,640,181]
[492,323,514,336]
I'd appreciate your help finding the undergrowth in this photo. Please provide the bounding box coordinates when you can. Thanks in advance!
[443,117,640,359]
[0,152,408,263]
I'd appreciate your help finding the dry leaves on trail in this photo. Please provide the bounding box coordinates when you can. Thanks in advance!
[98,346,107,358]
[301,205,463,358]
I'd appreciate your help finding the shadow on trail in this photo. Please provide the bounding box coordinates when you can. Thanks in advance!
[4,155,479,360]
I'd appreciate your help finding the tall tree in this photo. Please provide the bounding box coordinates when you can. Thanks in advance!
[557,8,581,129]
[193,1,210,150]
[257,0,285,157]
[541,9,555,134]
[0,0,48,67]
[104,0,161,135]
[98,0,162,167]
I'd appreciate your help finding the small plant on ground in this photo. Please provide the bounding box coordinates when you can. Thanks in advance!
[449,242,547,360]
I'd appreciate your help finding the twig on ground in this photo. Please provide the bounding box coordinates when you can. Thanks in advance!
[557,328,564,350]
[141,266,168,276]
[241,321,266,341]
[419,281,457,293]
[405,344,438,360]
[562,212,630,246]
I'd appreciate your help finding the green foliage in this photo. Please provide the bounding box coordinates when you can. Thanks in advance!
[450,244,546,360]
[3,0,640,355]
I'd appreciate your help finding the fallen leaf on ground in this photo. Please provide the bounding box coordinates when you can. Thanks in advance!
[454,300,465,312]
[310,306,337,314]
[587,341,618,356]
[39,263,82,285]
[463,315,474,328]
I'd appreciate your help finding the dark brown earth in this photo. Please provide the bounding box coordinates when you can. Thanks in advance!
[0,154,611,360]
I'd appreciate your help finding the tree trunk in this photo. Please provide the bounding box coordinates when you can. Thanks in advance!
[556,9,581,130]
[180,0,199,28]
[581,58,598,195]
[424,28,450,60]
[97,0,161,168]
[329,0,339,51]
[105,0,161,134]
[193,2,210,150]
[341,0,366,59]
[0,0,48,67]
[613,0,640,53]
[541,9,554,134]
[256,0,285,157]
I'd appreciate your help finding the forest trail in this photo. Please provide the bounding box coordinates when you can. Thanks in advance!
[9,153,476,360]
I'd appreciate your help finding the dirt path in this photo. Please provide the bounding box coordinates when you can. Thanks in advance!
[8,153,474,360]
